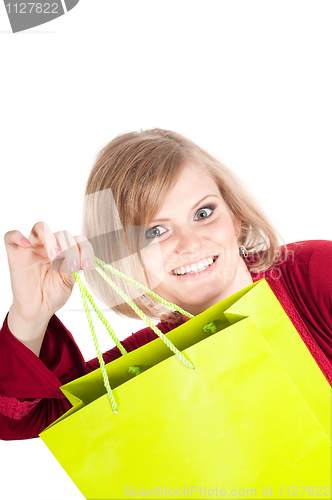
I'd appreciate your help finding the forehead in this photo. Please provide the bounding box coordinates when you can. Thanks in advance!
[153,163,225,220]
[164,163,221,199]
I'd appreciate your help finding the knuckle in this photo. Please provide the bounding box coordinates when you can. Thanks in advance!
[4,230,12,241]
[57,230,74,251]
[31,221,47,237]
[33,221,46,229]
[4,230,17,244]
[73,234,86,243]
[61,229,73,240]
[87,241,95,256]
[81,239,95,256]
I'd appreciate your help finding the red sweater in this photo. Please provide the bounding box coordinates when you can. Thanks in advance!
[1,240,332,441]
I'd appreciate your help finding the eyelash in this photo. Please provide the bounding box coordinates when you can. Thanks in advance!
[145,205,216,239]
[195,205,215,220]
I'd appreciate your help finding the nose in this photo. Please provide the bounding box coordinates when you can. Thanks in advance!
[172,226,203,255]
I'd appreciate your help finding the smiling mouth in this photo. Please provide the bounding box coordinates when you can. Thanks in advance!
[171,255,219,276]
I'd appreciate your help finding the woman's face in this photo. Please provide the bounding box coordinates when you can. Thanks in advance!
[141,163,253,316]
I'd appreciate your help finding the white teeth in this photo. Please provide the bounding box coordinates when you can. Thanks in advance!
[173,256,216,275]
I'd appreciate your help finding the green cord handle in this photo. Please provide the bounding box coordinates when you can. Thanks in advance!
[93,259,195,370]
[72,256,195,413]
[73,273,119,413]
[72,272,127,356]
[94,256,194,320]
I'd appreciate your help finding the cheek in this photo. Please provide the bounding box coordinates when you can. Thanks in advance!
[141,242,165,288]
[208,220,240,267]
[209,217,239,247]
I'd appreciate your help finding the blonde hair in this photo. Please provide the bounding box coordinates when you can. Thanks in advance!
[82,128,287,320]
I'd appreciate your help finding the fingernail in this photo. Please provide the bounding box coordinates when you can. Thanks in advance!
[70,258,79,272]
[49,248,59,261]
[82,258,91,270]
[21,237,31,247]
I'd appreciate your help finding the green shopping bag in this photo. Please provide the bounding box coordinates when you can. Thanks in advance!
[40,259,331,500]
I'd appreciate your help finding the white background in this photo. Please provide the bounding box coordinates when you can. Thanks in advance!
[0,1,331,499]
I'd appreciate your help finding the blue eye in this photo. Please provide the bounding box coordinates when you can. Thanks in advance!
[145,226,167,239]
[195,206,214,220]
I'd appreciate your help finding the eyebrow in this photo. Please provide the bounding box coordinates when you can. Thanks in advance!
[151,194,220,223]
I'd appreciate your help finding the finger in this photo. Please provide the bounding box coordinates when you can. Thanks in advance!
[51,230,81,274]
[73,235,95,270]
[27,222,60,262]
[4,230,32,250]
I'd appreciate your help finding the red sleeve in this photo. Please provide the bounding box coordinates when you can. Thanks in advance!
[276,240,332,364]
[0,311,186,441]
[0,312,88,440]
[308,240,332,357]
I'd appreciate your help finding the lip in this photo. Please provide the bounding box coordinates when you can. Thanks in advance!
[169,255,219,281]
[169,255,218,274]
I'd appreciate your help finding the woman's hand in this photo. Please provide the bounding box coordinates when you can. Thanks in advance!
[4,221,95,322]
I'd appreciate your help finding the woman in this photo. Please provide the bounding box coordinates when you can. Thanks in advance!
[1,128,332,441]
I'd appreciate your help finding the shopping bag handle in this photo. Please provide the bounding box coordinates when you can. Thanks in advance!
[72,257,195,413]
